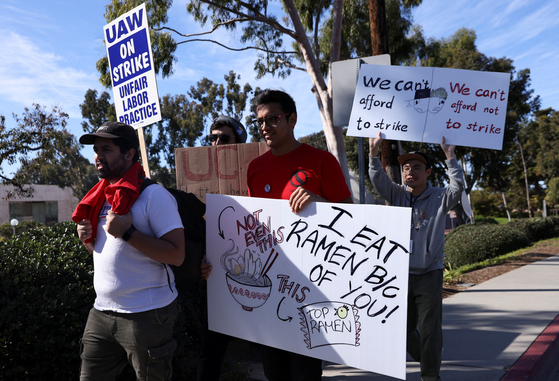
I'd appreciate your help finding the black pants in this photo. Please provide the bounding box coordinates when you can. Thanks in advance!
[407,269,443,381]
[259,345,322,381]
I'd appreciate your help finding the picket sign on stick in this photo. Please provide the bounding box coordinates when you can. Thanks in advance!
[103,3,162,176]
[137,127,151,178]
[347,64,511,150]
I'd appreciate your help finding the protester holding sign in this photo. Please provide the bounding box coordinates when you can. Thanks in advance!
[74,122,184,380]
[198,115,248,381]
[247,89,353,381]
[368,132,464,381]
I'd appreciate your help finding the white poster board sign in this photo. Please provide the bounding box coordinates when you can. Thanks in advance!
[103,3,162,127]
[206,195,411,380]
[347,64,511,150]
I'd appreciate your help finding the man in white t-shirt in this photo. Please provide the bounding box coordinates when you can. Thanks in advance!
[75,122,184,381]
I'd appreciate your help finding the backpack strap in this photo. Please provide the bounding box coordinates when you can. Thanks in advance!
[139,177,157,193]
[139,177,174,293]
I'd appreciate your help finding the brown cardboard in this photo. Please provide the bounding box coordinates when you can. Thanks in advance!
[175,142,270,203]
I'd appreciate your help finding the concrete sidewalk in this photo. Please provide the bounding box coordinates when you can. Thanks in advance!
[248,254,559,380]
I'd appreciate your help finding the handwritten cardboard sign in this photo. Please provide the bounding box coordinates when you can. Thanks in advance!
[206,195,411,379]
[103,3,162,127]
[175,142,270,203]
[347,64,511,150]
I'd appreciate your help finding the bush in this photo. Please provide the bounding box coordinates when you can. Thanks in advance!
[0,222,249,380]
[0,222,94,380]
[0,220,46,238]
[473,217,499,225]
[507,216,559,242]
[445,222,531,268]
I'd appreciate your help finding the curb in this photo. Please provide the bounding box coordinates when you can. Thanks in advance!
[501,313,559,381]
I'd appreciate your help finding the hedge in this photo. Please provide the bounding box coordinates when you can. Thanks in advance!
[0,222,248,380]
[444,216,559,268]
[0,220,46,238]
[507,217,559,242]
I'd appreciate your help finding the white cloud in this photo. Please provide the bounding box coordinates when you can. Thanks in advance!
[0,29,98,118]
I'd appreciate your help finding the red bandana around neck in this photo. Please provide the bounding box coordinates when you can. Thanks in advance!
[72,161,146,243]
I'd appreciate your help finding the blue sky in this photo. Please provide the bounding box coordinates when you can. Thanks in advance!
[1,0,557,174]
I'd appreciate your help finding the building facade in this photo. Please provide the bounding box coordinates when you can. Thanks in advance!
[0,185,79,225]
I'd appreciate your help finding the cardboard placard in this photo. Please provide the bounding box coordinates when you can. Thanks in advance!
[206,195,411,379]
[175,142,270,202]
[347,64,511,150]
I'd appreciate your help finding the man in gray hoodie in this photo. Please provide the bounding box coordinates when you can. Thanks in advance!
[368,132,464,381]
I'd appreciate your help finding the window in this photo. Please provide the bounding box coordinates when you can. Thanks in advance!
[9,201,58,224]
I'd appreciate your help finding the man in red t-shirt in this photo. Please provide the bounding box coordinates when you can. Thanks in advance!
[247,89,353,381]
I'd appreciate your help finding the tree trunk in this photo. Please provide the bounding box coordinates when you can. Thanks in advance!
[369,0,401,184]
[284,0,352,192]
[501,192,512,222]
[517,133,532,218]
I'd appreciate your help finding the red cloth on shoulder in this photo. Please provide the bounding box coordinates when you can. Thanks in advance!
[72,161,146,243]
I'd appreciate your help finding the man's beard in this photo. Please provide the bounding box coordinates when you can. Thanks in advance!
[97,154,127,181]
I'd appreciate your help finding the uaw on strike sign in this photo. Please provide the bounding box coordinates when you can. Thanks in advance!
[103,3,161,127]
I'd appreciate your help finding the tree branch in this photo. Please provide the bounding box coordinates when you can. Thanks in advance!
[154,18,248,38]
[276,58,307,72]
[175,38,297,55]
[200,0,298,38]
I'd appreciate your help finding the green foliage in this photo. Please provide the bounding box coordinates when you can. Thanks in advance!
[1,105,67,198]
[470,189,507,218]
[472,217,499,225]
[0,220,46,237]
[546,177,559,207]
[507,217,559,243]
[1,103,97,200]
[0,221,248,380]
[317,0,422,67]
[444,222,530,268]
[513,108,559,209]
[298,130,328,151]
[445,217,559,268]
[0,222,94,379]
[444,238,559,284]
[80,89,116,133]
[14,129,99,200]
[529,108,559,183]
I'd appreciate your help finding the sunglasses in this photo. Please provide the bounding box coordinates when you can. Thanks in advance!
[252,113,291,129]
[209,134,233,143]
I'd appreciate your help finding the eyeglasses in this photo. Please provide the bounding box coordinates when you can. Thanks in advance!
[402,164,426,173]
[253,113,291,129]
[208,134,233,143]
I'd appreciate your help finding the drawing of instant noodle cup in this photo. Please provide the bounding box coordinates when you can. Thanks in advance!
[226,272,272,311]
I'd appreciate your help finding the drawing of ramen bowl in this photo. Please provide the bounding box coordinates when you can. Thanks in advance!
[226,272,272,311]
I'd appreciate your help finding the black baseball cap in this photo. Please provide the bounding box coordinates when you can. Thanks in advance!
[398,151,432,168]
[211,115,247,143]
[79,121,139,149]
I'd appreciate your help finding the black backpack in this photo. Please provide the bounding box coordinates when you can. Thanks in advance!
[140,178,206,292]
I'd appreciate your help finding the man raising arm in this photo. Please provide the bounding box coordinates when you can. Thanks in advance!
[369,132,464,381]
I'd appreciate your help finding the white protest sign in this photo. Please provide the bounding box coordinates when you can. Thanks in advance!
[206,195,411,380]
[103,3,161,128]
[347,64,511,150]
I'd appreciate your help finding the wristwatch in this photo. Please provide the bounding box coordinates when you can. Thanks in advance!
[122,225,137,242]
